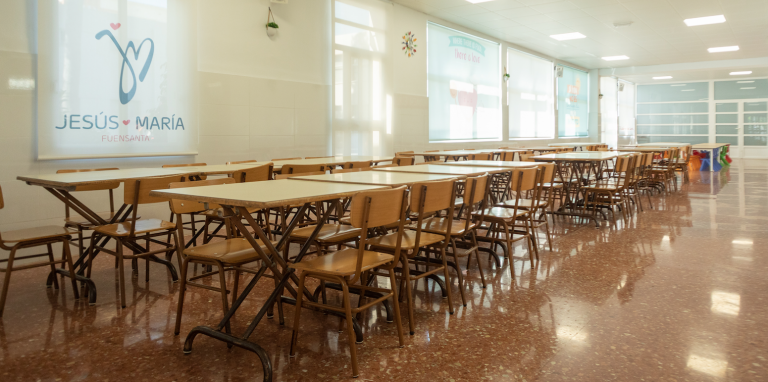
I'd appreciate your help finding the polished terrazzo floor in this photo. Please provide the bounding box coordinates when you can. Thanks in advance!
[1,161,767,381]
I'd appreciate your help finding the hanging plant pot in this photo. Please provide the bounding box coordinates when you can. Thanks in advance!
[266,8,278,37]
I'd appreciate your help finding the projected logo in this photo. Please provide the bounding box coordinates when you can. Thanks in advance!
[96,26,154,105]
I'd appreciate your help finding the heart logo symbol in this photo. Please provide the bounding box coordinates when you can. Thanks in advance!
[110,23,121,30]
[122,120,130,125]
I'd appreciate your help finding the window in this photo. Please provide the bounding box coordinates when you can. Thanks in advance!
[557,66,589,137]
[636,82,709,145]
[507,49,554,139]
[600,77,618,148]
[333,0,392,156]
[618,80,636,146]
[427,23,501,142]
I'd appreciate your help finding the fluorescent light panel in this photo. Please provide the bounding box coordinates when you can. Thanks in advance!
[708,46,739,53]
[465,0,495,3]
[653,76,673,80]
[684,15,726,27]
[602,55,629,61]
[550,32,586,41]
[737,81,754,83]
[741,87,756,90]
[730,71,752,75]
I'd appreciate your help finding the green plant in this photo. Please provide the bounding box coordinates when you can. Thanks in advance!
[503,73,510,80]
[267,22,279,29]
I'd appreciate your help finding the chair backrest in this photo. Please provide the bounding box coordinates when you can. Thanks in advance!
[468,153,492,161]
[425,150,440,153]
[272,157,301,161]
[274,171,326,179]
[501,151,516,161]
[232,163,273,183]
[162,163,206,168]
[394,157,415,166]
[511,167,539,194]
[281,164,327,174]
[537,163,556,184]
[341,160,373,169]
[395,151,414,157]
[226,159,257,165]
[331,168,364,174]
[519,152,535,162]
[498,147,510,149]
[57,168,120,192]
[346,186,408,284]
[409,178,457,250]
[168,178,235,215]
[463,148,476,150]
[462,174,490,231]
[123,175,188,205]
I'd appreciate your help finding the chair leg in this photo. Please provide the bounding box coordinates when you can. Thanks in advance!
[62,238,80,300]
[469,231,486,288]
[341,280,359,378]
[174,259,189,335]
[401,257,416,335]
[217,263,231,335]
[0,248,17,317]
[116,241,127,308]
[289,272,308,357]
[46,243,59,290]
[387,268,405,348]
[439,247,455,315]
[232,269,240,306]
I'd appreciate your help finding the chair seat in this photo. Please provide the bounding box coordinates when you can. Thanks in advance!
[93,219,175,237]
[496,198,546,209]
[64,211,141,227]
[474,207,529,222]
[185,237,274,265]
[290,248,394,276]
[368,230,444,250]
[290,224,361,243]
[0,226,75,244]
[409,217,475,236]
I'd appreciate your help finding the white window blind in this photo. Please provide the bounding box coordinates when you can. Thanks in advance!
[427,23,501,142]
[600,76,618,148]
[507,49,554,139]
[333,0,392,156]
[557,66,589,138]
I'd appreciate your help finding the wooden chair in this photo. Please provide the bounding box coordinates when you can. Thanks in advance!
[226,160,257,165]
[647,148,679,193]
[331,168,364,174]
[519,151,536,162]
[281,164,328,174]
[161,163,207,240]
[371,163,399,169]
[290,187,407,378]
[369,179,456,335]
[395,151,414,157]
[170,178,274,335]
[474,167,540,275]
[272,157,301,161]
[583,155,637,222]
[341,160,373,170]
[497,164,555,252]
[86,175,186,308]
[393,157,415,166]
[232,163,273,183]
[0,186,81,317]
[500,152,517,161]
[673,145,692,184]
[274,171,327,179]
[468,153,492,161]
[57,168,128,259]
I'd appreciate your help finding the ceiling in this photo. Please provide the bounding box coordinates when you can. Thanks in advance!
[393,0,768,72]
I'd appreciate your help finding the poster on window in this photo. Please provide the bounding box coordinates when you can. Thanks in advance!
[37,0,198,160]
[557,67,589,137]
[427,23,501,142]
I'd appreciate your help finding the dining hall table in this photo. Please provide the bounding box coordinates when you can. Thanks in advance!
[270,156,393,171]
[409,149,503,162]
[532,152,622,227]
[150,179,390,380]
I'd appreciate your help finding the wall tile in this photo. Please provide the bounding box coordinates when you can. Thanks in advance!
[250,77,295,109]
[294,108,329,136]
[250,107,295,136]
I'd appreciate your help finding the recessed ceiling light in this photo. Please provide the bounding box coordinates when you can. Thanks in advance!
[550,32,586,41]
[653,76,673,80]
[671,84,686,87]
[741,87,756,90]
[737,81,755,84]
[602,55,629,61]
[465,0,495,3]
[682,89,695,91]
[684,15,726,27]
[708,46,739,53]
[730,71,752,75]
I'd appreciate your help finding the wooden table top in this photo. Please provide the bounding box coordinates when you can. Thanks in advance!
[547,142,602,147]
[18,168,200,189]
[432,160,540,168]
[692,143,730,149]
[519,146,561,151]
[181,163,271,175]
[372,164,510,176]
[615,147,669,152]
[288,171,460,187]
[149,179,386,209]
[532,152,620,161]
[271,156,393,171]
[410,149,500,157]
[636,142,690,148]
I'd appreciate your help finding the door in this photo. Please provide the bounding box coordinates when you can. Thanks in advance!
[715,100,768,159]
